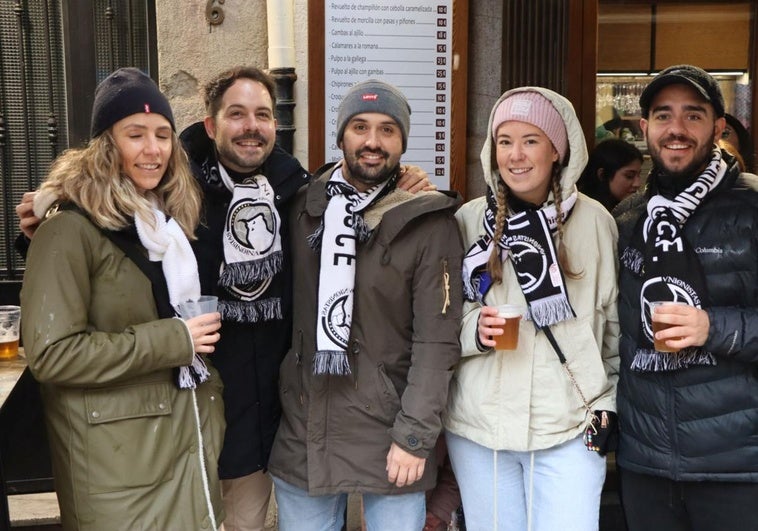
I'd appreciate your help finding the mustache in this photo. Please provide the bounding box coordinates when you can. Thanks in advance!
[233,132,267,143]
[356,147,388,158]
[660,134,692,144]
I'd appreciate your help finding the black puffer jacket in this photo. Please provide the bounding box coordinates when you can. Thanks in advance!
[180,122,310,479]
[614,155,758,482]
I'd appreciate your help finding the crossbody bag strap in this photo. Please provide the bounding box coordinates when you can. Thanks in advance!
[540,326,595,419]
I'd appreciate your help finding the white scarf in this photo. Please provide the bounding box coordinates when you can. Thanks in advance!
[314,168,392,375]
[217,164,283,322]
[135,204,210,389]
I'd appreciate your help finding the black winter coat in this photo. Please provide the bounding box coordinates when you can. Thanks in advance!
[614,156,758,482]
[180,123,310,478]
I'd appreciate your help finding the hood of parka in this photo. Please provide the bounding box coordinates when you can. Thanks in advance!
[480,87,588,203]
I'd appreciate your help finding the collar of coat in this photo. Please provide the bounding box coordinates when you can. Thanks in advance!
[305,161,462,245]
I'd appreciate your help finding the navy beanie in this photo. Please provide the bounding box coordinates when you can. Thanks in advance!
[90,67,175,138]
[336,79,411,152]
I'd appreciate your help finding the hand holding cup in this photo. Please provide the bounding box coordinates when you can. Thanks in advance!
[478,304,525,350]
[650,301,710,352]
[176,296,221,354]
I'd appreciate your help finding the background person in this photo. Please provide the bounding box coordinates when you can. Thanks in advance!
[447,87,619,531]
[614,64,758,531]
[578,138,644,212]
[721,112,753,172]
[19,67,225,530]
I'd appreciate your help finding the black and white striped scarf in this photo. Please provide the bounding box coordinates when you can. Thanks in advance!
[621,145,725,372]
[462,188,578,328]
[310,168,395,375]
[216,164,283,323]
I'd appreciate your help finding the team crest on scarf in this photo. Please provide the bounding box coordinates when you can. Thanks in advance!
[225,190,278,257]
[320,288,352,349]
[217,166,284,322]
[509,234,548,294]
[640,276,701,345]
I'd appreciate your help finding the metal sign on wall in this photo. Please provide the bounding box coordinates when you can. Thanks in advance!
[324,1,453,189]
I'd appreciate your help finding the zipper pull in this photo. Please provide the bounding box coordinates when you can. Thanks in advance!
[441,258,451,315]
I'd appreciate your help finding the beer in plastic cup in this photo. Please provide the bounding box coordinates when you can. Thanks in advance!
[0,305,21,361]
[650,301,689,353]
[493,304,524,350]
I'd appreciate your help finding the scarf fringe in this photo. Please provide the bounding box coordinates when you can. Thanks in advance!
[354,216,372,243]
[528,294,575,328]
[177,354,211,389]
[219,298,282,323]
[218,251,283,287]
[463,277,482,303]
[631,347,717,372]
[620,247,644,276]
[308,217,373,252]
[313,350,351,375]
[308,222,324,251]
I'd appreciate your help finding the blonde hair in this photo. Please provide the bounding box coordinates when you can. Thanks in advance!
[486,163,581,283]
[39,129,201,238]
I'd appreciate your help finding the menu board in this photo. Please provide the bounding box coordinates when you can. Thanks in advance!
[324,1,453,188]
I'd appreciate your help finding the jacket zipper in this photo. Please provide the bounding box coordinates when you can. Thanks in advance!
[296,329,304,405]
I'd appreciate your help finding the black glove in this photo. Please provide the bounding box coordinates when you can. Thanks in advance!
[584,410,618,456]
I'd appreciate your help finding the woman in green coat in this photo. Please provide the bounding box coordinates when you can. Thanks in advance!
[20,68,226,530]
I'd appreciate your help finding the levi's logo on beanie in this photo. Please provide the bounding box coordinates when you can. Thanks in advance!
[362,93,378,101]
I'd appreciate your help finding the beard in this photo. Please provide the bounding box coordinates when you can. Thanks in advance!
[648,132,716,182]
[215,131,273,172]
[343,147,400,190]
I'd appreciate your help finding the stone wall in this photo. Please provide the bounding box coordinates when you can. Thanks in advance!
[155,0,310,168]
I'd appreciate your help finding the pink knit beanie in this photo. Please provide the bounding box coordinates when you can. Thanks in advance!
[491,91,568,163]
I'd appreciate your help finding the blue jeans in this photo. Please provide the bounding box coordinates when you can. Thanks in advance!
[446,431,606,531]
[271,475,425,531]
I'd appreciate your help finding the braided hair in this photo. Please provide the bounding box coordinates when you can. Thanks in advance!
[486,163,582,284]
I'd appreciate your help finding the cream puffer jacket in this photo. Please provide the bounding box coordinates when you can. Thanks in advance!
[445,87,620,452]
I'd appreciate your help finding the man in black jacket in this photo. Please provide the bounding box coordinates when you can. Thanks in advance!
[181,66,309,531]
[614,64,758,531]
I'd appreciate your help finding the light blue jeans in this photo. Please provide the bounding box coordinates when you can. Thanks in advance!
[271,475,425,531]
[446,431,606,531]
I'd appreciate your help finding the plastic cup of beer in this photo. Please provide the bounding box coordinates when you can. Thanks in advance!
[493,304,525,350]
[176,295,218,319]
[650,301,689,353]
[0,305,21,361]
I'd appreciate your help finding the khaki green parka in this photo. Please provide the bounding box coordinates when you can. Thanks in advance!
[21,209,226,531]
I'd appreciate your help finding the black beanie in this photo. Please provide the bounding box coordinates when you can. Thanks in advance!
[90,67,175,138]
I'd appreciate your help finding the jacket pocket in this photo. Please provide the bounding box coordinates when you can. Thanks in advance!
[84,382,175,494]
[373,363,401,425]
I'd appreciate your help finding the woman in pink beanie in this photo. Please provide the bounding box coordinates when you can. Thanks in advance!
[446,87,619,531]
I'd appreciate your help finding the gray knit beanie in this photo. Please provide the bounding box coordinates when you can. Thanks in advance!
[336,79,411,152]
[90,67,175,138]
